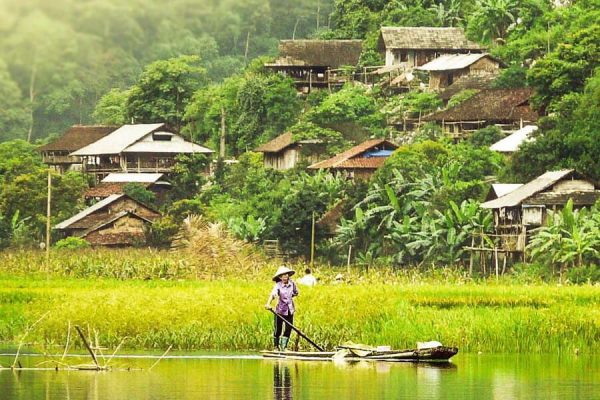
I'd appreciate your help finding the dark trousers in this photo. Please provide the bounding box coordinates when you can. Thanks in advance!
[274,312,293,339]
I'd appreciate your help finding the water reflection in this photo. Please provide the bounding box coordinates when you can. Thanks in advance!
[273,362,292,400]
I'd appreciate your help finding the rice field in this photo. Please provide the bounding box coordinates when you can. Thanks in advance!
[0,250,598,355]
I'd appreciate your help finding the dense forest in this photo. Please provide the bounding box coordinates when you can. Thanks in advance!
[1,0,599,277]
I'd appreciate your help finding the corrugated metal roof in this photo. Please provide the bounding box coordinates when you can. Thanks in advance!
[481,170,575,209]
[490,125,538,152]
[491,184,523,198]
[102,173,164,183]
[417,53,493,71]
[379,27,484,50]
[122,140,213,154]
[54,194,124,229]
[71,123,165,156]
[308,139,397,169]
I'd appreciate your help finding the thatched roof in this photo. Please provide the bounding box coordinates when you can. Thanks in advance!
[255,132,295,153]
[424,88,538,123]
[308,139,397,170]
[266,40,363,68]
[439,74,498,101]
[38,125,116,152]
[379,27,484,51]
[481,170,578,209]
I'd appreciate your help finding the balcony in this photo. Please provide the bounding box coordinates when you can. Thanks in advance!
[42,155,81,164]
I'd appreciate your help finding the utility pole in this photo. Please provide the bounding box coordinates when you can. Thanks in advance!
[46,168,52,271]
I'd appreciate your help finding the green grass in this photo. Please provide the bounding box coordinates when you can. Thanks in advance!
[0,250,598,355]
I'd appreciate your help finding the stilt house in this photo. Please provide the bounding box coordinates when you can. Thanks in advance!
[38,125,116,173]
[264,40,363,93]
[480,170,600,253]
[70,123,213,181]
[423,88,538,138]
[378,27,484,68]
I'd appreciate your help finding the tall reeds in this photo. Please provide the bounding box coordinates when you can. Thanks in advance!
[0,250,598,354]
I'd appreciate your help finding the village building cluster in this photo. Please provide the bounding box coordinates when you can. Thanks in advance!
[41,26,600,252]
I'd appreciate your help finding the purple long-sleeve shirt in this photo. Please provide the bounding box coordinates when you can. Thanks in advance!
[271,280,299,315]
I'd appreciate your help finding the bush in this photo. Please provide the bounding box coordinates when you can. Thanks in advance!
[146,216,180,248]
[54,237,90,250]
[467,126,504,147]
[566,265,600,284]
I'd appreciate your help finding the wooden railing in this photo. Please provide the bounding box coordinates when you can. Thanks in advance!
[42,155,81,164]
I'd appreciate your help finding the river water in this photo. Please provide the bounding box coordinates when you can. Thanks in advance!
[0,353,598,399]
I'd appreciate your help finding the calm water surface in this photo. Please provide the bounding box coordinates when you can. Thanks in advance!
[0,353,598,399]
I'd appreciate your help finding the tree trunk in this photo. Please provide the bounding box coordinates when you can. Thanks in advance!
[27,64,37,143]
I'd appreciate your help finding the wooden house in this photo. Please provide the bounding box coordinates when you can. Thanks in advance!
[70,123,213,181]
[422,88,538,138]
[37,125,116,173]
[378,27,484,68]
[83,173,171,203]
[480,170,600,253]
[255,132,323,170]
[264,40,363,93]
[417,53,502,91]
[54,193,161,247]
[308,139,397,180]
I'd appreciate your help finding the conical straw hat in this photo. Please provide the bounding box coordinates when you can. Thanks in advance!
[272,265,295,282]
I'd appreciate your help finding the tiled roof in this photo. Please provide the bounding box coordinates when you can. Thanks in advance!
[333,157,388,169]
[379,27,484,50]
[83,183,130,198]
[266,40,363,68]
[308,139,397,169]
[424,88,538,122]
[255,132,295,153]
[38,125,116,152]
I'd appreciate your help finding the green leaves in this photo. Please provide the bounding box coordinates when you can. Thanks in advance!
[528,199,600,272]
[127,55,207,131]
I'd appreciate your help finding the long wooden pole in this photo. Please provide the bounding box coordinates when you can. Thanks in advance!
[310,212,315,267]
[75,325,100,369]
[46,169,51,271]
[268,309,324,351]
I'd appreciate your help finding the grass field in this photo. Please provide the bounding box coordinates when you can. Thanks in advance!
[0,250,598,355]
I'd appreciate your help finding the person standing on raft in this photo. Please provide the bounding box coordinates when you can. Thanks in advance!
[265,266,298,351]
